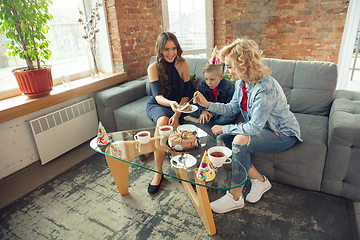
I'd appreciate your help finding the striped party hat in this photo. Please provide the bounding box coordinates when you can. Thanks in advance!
[196,151,216,182]
[207,46,221,65]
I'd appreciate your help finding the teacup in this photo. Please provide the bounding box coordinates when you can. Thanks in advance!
[159,125,173,137]
[208,146,232,167]
[134,131,151,144]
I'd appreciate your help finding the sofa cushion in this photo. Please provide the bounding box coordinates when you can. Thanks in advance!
[263,58,337,116]
[114,96,154,131]
[251,113,328,191]
[263,58,295,103]
[290,61,337,116]
[95,79,147,132]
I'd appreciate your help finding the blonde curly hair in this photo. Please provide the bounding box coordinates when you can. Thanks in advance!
[219,39,270,83]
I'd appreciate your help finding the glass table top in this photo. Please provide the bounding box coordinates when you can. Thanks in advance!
[90,125,247,190]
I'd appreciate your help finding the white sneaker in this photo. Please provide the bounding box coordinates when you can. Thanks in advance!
[246,175,272,203]
[210,191,245,213]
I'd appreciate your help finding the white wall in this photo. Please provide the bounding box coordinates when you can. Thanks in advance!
[0,93,95,180]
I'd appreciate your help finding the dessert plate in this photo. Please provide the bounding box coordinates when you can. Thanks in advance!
[166,137,201,152]
[177,104,198,113]
[170,154,197,169]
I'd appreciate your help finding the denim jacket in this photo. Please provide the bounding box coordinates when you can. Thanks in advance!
[197,77,235,117]
[207,75,302,141]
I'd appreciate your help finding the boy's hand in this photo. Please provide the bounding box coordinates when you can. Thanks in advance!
[198,110,213,124]
[193,91,209,108]
[211,125,224,136]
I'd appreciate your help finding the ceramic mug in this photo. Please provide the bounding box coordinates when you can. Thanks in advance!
[208,146,232,167]
[159,125,173,137]
[134,131,151,144]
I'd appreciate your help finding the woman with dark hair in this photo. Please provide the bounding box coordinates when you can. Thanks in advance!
[146,32,192,193]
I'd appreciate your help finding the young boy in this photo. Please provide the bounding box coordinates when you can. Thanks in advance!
[188,63,238,125]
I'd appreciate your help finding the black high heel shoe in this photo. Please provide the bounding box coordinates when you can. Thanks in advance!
[148,174,164,194]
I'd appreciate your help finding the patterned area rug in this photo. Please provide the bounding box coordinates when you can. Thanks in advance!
[0,153,358,240]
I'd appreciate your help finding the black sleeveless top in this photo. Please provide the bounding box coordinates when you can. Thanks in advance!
[146,59,194,123]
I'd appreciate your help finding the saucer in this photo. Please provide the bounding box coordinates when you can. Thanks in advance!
[170,154,197,169]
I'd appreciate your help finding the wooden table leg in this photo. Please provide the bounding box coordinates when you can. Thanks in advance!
[105,154,129,195]
[176,168,216,235]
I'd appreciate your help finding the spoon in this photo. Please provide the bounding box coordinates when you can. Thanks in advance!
[178,152,188,170]
[171,159,180,167]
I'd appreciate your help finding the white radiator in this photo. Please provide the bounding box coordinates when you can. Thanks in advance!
[30,98,98,165]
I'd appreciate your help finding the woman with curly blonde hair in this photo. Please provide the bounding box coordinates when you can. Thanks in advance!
[146,32,193,193]
[194,39,302,213]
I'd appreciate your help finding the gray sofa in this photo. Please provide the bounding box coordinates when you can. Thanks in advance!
[95,57,360,202]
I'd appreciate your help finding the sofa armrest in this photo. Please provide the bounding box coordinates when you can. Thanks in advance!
[95,76,148,132]
[321,90,360,201]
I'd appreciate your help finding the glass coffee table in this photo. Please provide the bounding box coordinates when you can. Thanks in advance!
[90,126,246,236]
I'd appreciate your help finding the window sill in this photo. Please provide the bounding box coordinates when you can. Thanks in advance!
[0,72,127,124]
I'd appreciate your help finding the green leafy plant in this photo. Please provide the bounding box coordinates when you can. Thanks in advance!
[0,0,53,71]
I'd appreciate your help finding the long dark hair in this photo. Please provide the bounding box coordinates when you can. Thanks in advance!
[155,32,184,94]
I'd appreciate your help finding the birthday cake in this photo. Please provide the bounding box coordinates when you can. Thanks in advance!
[168,130,197,151]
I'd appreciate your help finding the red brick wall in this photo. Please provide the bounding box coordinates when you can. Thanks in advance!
[105,0,163,81]
[213,0,348,63]
[105,0,348,81]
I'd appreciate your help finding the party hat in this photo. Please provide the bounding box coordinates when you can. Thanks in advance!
[97,122,111,145]
[207,46,221,65]
[196,151,216,182]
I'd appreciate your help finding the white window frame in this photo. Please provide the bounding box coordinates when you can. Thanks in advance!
[52,0,114,84]
[85,0,113,74]
[337,0,360,90]
[0,0,113,100]
[161,0,214,57]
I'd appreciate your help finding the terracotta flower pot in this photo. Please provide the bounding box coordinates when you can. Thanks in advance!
[12,65,53,98]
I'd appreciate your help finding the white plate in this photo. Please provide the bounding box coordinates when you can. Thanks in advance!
[170,154,197,169]
[178,104,198,113]
[177,124,198,132]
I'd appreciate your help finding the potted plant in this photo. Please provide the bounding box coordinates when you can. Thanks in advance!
[0,0,54,98]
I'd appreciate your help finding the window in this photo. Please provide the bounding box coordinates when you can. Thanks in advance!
[161,0,214,58]
[349,20,360,82]
[337,0,360,90]
[0,0,112,98]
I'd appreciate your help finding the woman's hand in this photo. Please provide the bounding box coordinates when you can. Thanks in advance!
[211,125,224,136]
[193,91,210,108]
[168,114,180,126]
[169,101,180,112]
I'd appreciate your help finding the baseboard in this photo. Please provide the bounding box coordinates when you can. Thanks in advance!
[0,161,42,189]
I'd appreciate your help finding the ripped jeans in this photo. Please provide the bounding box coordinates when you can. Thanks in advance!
[217,128,298,186]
